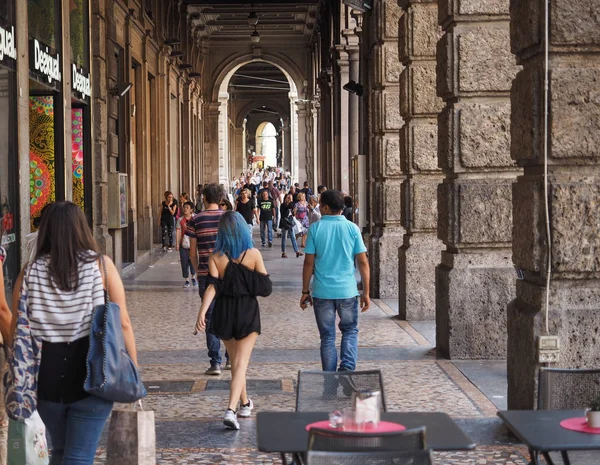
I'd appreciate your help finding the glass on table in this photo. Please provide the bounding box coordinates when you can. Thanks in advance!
[342,407,366,432]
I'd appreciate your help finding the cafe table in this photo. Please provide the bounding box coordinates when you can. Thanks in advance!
[257,411,476,464]
[498,410,600,465]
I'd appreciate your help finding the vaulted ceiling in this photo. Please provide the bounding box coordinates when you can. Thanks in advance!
[184,0,320,43]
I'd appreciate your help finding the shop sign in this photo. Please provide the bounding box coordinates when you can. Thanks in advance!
[29,38,61,89]
[0,22,17,69]
[1,233,16,246]
[72,64,91,100]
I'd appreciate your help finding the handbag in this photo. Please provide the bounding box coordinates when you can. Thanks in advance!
[7,411,49,465]
[4,267,42,421]
[282,214,295,230]
[84,257,147,403]
[292,217,303,236]
[106,401,156,465]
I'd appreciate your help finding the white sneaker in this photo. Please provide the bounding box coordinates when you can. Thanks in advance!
[238,399,254,418]
[223,409,240,430]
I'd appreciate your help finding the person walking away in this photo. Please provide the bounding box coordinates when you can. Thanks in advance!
[280,195,303,259]
[294,192,310,248]
[268,180,281,234]
[300,190,370,373]
[187,184,230,375]
[308,195,321,225]
[343,196,354,222]
[176,201,198,289]
[0,246,13,464]
[235,189,258,236]
[158,191,177,250]
[195,212,272,430]
[10,201,139,464]
[301,181,313,198]
[257,190,275,248]
[257,181,269,199]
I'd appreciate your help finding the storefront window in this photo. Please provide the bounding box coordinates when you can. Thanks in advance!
[28,0,57,49]
[70,0,88,68]
[72,108,84,210]
[29,95,56,230]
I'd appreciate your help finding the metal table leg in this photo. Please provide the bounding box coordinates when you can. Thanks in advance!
[560,451,571,465]
[529,449,543,465]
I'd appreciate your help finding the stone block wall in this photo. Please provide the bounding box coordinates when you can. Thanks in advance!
[368,0,405,299]
[508,0,600,409]
[398,0,445,320]
[435,0,521,359]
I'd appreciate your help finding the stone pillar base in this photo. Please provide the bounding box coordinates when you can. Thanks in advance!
[370,228,404,299]
[110,229,123,272]
[436,250,514,359]
[94,227,113,258]
[399,233,443,320]
[508,280,600,409]
[137,206,154,251]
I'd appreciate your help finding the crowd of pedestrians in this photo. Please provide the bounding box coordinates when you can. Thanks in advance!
[0,165,369,463]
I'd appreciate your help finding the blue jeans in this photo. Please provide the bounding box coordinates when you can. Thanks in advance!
[179,248,196,279]
[313,297,359,372]
[273,205,280,230]
[260,219,273,245]
[38,395,113,465]
[198,276,228,366]
[281,228,298,253]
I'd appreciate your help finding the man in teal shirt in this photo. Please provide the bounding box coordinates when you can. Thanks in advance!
[300,190,371,372]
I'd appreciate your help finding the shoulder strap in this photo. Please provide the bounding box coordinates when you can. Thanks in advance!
[239,250,248,265]
[99,255,109,304]
[224,252,231,262]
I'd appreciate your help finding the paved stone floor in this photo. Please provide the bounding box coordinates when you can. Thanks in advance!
[90,231,570,464]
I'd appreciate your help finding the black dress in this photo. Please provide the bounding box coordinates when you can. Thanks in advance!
[208,252,272,340]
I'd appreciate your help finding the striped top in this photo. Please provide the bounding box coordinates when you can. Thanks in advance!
[185,209,225,276]
[27,255,105,343]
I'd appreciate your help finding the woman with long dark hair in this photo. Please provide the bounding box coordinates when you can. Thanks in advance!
[195,212,272,430]
[158,191,178,250]
[10,201,139,464]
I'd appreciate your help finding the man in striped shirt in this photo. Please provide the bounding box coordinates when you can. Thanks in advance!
[187,183,228,375]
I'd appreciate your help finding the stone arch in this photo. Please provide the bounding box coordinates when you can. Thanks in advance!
[235,100,289,128]
[210,52,304,102]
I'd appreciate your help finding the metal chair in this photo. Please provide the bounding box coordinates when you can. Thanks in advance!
[306,450,434,465]
[537,368,600,465]
[307,427,426,453]
[296,370,387,412]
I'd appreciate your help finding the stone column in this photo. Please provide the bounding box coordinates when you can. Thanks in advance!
[233,127,244,179]
[90,0,112,255]
[282,118,291,172]
[296,102,309,185]
[435,0,521,358]
[336,46,350,192]
[397,0,444,320]
[508,0,600,409]
[368,1,405,299]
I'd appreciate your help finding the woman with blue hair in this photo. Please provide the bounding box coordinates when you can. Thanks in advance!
[195,211,272,430]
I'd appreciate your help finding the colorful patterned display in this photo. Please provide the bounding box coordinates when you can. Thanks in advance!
[29,96,55,231]
[72,108,84,210]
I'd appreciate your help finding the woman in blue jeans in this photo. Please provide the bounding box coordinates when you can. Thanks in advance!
[280,194,303,258]
[10,202,140,465]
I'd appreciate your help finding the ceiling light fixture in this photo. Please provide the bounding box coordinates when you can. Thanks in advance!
[250,26,260,43]
[170,50,184,58]
[248,4,258,26]
[164,38,181,46]
[178,63,193,71]
[189,72,202,78]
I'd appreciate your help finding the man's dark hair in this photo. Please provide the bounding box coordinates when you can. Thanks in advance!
[183,201,194,209]
[294,182,300,188]
[320,190,344,213]
[317,185,327,194]
[303,181,309,187]
[344,196,353,208]
[263,181,268,187]
[203,183,224,205]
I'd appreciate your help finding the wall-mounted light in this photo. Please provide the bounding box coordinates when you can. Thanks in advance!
[178,64,193,71]
[250,26,260,43]
[189,72,202,78]
[170,50,184,58]
[343,80,364,97]
[110,82,133,97]
[164,38,181,46]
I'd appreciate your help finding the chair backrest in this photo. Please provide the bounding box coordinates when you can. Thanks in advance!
[307,427,426,453]
[296,370,387,412]
[306,450,434,465]
[538,367,600,410]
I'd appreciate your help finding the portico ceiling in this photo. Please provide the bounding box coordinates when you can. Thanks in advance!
[184,0,320,42]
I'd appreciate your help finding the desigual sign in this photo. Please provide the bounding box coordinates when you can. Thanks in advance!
[0,24,17,62]
[72,65,91,99]
[31,39,61,85]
